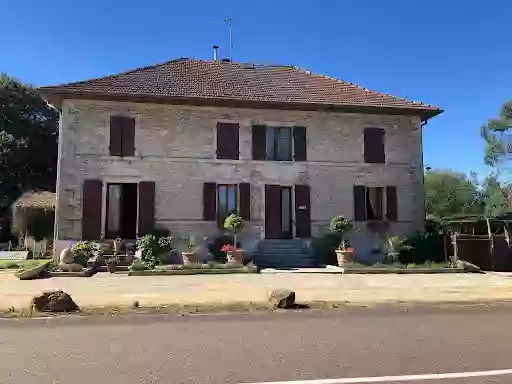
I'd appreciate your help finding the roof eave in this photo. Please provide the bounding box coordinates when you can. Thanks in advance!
[37,88,442,120]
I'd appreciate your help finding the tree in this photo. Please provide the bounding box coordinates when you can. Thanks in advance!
[425,169,482,219]
[480,174,512,217]
[481,101,512,169]
[0,74,58,211]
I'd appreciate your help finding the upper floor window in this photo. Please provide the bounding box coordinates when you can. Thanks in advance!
[252,125,307,161]
[216,122,239,160]
[364,127,385,164]
[109,116,135,157]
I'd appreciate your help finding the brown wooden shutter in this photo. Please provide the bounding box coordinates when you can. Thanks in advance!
[82,180,102,240]
[252,125,267,160]
[354,185,367,221]
[122,117,135,157]
[364,128,385,164]
[386,186,398,221]
[216,123,239,160]
[239,183,251,220]
[295,185,311,238]
[138,181,155,235]
[265,185,281,239]
[293,126,307,161]
[203,183,217,221]
[109,116,123,156]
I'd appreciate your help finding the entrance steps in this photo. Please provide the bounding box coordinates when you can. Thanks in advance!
[252,239,317,269]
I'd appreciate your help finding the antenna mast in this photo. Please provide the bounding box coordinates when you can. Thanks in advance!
[224,18,233,61]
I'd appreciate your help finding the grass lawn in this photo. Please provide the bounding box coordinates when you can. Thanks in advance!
[346,261,452,269]
[0,259,49,270]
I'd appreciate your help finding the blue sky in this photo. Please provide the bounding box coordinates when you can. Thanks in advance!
[2,0,510,176]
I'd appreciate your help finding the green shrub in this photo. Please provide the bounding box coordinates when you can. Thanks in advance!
[207,234,239,263]
[311,233,342,266]
[130,260,146,271]
[71,241,101,267]
[399,231,445,265]
[136,234,160,269]
[223,214,244,249]
[329,215,353,248]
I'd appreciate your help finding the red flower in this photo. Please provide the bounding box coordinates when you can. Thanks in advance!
[221,244,234,253]
[342,247,355,253]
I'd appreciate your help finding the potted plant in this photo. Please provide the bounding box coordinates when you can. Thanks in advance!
[223,213,244,263]
[221,244,237,264]
[180,235,198,264]
[329,215,354,266]
[105,257,117,273]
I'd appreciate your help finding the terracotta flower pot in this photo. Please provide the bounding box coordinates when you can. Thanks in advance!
[182,251,198,265]
[336,249,354,266]
[106,262,117,273]
[227,249,244,264]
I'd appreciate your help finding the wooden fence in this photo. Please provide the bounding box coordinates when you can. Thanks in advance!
[451,234,512,271]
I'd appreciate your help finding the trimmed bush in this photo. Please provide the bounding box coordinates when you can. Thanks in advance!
[311,233,342,266]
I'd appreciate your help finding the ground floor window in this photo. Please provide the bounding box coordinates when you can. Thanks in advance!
[217,184,238,224]
[105,183,138,239]
[366,187,383,220]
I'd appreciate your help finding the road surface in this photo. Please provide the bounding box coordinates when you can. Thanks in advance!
[1,306,512,383]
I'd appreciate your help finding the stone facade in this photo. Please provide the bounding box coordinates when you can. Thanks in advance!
[55,99,424,262]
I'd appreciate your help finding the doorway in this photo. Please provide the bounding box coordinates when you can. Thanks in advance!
[105,183,138,239]
[265,185,293,239]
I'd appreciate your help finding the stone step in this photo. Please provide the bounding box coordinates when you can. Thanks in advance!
[252,252,318,269]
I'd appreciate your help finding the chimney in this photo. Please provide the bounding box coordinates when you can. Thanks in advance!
[213,45,219,61]
[221,58,231,63]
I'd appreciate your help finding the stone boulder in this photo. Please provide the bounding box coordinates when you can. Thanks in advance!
[32,291,79,312]
[59,247,73,264]
[269,289,296,309]
[58,263,83,272]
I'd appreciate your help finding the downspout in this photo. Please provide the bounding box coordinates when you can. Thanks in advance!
[420,118,429,230]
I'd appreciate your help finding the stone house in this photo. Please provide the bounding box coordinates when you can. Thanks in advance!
[39,58,441,265]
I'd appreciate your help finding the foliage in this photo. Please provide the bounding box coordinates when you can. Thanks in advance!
[158,236,173,253]
[399,231,445,265]
[0,74,58,211]
[425,169,483,219]
[130,260,147,271]
[311,232,342,266]
[480,174,512,217]
[136,234,160,269]
[0,259,47,269]
[207,234,240,263]
[480,100,512,168]
[71,241,101,267]
[24,209,54,241]
[147,227,170,238]
[329,215,353,249]
[385,236,412,263]
[224,213,244,233]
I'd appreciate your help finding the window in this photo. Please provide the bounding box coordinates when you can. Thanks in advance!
[266,127,292,160]
[252,125,307,161]
[110,116,135,157]
[364,127,385,163]
[354,185,397,221]
[217,184,238,222]
[365,187,383,220]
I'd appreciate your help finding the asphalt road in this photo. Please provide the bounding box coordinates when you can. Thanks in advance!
[1,306,512,383]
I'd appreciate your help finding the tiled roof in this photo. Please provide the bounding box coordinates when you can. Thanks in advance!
[39,58,441,117]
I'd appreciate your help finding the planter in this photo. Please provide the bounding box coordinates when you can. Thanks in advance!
[182,251,198,265]
[336,249,354,266]
[226,249,244,264]
[106,262,117,273]
[15,262,48,280]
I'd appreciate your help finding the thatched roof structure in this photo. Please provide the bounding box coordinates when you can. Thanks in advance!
[11,191,55,238]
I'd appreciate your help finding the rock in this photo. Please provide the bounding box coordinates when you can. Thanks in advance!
[457,260,481,273]
[58,263,83,272]
[269,289,296,309]
[32,291,79,312]
[59,247,73,264]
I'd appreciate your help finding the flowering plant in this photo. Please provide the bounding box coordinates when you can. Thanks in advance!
[341,247,355,253]
[220,244,234,253]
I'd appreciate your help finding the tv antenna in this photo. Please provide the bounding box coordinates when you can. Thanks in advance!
[214,18,233,62]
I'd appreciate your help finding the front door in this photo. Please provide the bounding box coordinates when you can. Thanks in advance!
[105,183,138,239]
[265,185,293,239]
